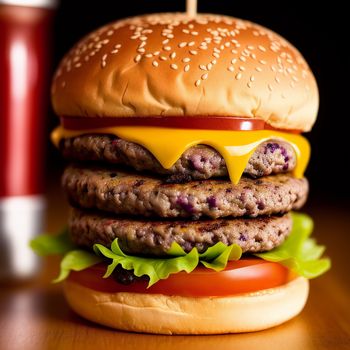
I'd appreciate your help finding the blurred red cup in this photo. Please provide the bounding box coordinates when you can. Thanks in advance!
[0,0,56,280]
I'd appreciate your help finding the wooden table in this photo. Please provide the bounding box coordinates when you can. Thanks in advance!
[1,187,349,350]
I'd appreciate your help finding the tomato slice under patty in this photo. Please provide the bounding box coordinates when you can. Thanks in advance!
[68,258,294,297]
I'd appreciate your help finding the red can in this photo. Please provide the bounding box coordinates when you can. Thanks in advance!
[0,0,56,279]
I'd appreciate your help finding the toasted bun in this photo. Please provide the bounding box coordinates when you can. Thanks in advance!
[63,277,309,334]
[52,13,318,132]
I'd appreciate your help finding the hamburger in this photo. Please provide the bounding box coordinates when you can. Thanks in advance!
[32,13,330,334]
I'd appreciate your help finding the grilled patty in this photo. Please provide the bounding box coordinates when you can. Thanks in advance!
[69,208,292,256]
[60,135,296,180]
[63,165,308,219]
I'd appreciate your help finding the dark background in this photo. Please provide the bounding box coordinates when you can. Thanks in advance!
[46,0,349,202]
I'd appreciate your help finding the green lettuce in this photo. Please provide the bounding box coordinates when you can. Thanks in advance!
[30,212,330,285]
[255,212,331,278]
[94,240,242,287]
[30,227,74,256]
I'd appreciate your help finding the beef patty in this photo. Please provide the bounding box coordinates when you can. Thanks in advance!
[60,135,296,180]
[69,208,292,256]
[63,165,308,219]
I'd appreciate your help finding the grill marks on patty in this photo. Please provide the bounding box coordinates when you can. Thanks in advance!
[69,208,292,256]
[60,135,296,180]
[62,165,308,219]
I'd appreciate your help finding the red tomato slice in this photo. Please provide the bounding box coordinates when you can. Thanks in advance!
[68,259,294,297]
[61,116,301,133]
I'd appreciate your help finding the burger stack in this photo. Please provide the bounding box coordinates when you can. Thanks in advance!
[47,13,326,334]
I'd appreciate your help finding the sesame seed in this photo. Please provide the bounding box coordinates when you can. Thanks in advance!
[227,66,235,72]
[130,35,139,40]
[268,84,273,91]
[153,51,160,56]
[115,44,122,49]
[170,52,176,59]
[258,45,266,52]
[213,52,220,58]
[290,81,296,88]
[139,41,146,48]
[271,66,276,72]
[250,75,255,82]
[214,48,221,53]
[179,42,187,48]
[247,45,255,50]
[170,63,178,70]
[247,82,252,88]
[111,49,119,54]
[207,63,213,70]
[239,56,246,62]
[163,46,171,51]
[231,49,238,54]
[211,59,217,65]
[199,64,207,70]
[102,54,107,60]
[145,53,153,58]
[167,34,174,39]
[255,67,263,72]
[239,66,245,71]
[195,79,201,87]
[182,29,190,34]
[188,41,195,47]
[159,55,167,61]
[292,76,299,82]
[251,53,257,60]
[201,73,208,80]
[101,61,106,68]
[75,63,82,68]
[184,64,190,72]
[183,57,191,63]
[190,50,198,55]
[134,54,142,63]
[140,36,147,41]
[259,60,267,65]
[162,39,170,44]
[102,39,109,45]
[235,72,242,80]
[61,81,66,87]
[152,60,159,67]
[231,58,237,64]
[225,42,231,47]
[107,30,114,36]
[275,76,280,83]
[137,48,145,53]
[188,24,194,29]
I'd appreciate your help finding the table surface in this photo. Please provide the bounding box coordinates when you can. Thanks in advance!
[0,187,349,350]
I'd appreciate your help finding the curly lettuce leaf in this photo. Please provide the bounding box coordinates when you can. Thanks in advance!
[54,250,103,283]
[30,212,330,284]
[94,239,242,287]
[30,228,74,256]
[255,212,331,278]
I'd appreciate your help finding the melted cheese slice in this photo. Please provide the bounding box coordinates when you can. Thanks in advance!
[52,126,310,184]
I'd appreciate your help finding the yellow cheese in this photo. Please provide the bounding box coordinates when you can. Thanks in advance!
[51,126,310,184]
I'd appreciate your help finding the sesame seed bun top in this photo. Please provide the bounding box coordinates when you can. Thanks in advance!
[51,13,319,132]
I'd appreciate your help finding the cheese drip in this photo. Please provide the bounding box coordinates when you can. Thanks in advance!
[52,126,310,184]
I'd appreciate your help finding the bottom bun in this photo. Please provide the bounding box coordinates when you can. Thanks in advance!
[63,277,309,334]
